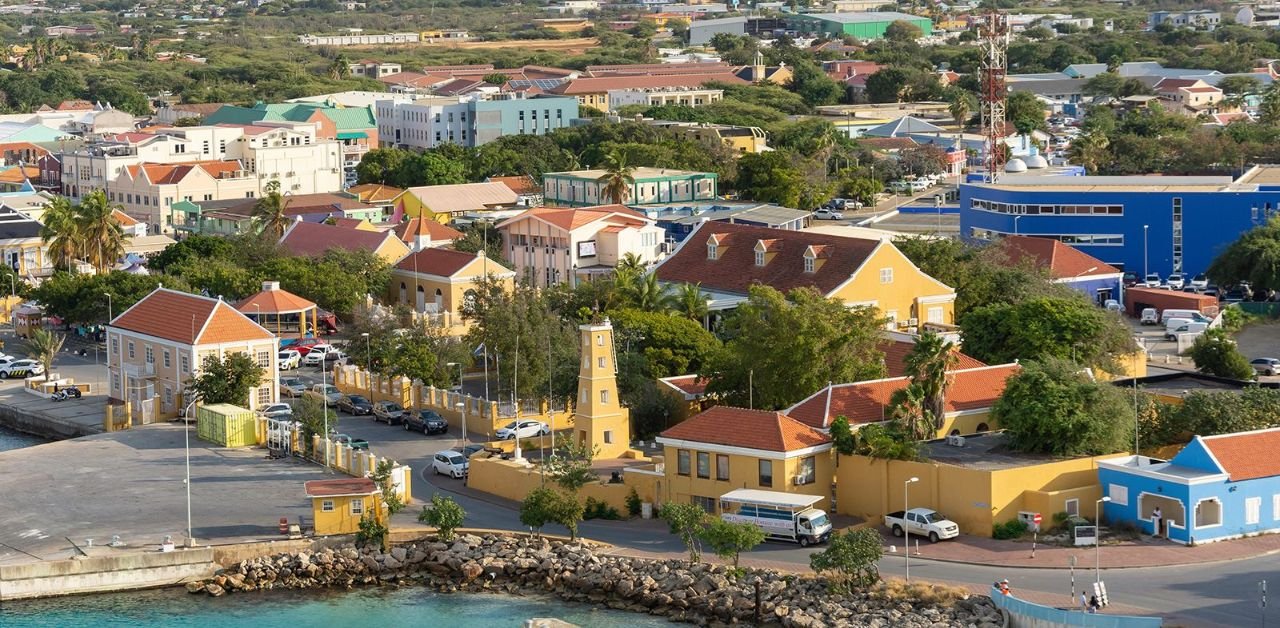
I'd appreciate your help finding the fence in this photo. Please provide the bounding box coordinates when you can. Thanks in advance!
[1239,302,1280,318]
[988,587,1163,628]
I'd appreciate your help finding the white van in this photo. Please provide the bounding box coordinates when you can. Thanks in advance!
[1164,318,1194,334]
[1160,309,1207,325]
[1165,321,1208,340]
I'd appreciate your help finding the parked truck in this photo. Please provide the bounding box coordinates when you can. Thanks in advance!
[884,508,960,543]
[719,489,832,547]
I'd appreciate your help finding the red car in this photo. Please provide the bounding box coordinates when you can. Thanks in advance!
[286,339,323,356]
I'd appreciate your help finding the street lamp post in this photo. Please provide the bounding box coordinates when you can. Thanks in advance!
[103,292,113,323]
[1014,215,1022,235]
[360,332,371,397]
[181,398,198,547]
[1095,496,1112,584]
[905,476,919,582]
[1143,225,1149,277]
[455,401,466,449]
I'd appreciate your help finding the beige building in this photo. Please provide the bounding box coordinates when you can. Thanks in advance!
[389,248,514,335]
[496,204,667,287]
[607,87,724,111]
[107,288,279,421]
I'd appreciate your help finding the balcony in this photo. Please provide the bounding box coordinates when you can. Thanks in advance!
[123,362,156,378]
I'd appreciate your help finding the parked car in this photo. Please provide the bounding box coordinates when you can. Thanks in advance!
[1191,274,1209,289]
[1167,273,1186,290]
[907,178,930,193]
[891,180,911,194]
[1122,272,1138,287]
[1224,289,1246,303]
[332,434,369,450]
[1165,322,1208,340]
[496,420,550,440]
[813,208,844,220]
[337,394,373,415]
[302,349,346,367]
[1103,299,1123,312]
[278,350,301,370]
[431,450,469,478]
[1144,273,1162,288]
[280,377,307,397]
[307,383,341,406]
[0,359,43,378]
[1252,358,1280,376]
[372,401,405,424]
[404,409,448,435]
[884,508,960,543]
[1139,308,1159,325]
[288,340,325,356]
[257,403,293,419]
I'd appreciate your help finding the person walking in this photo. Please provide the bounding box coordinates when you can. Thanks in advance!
[1152,506,1163,539]
[1080,591,1088,611]
[1089,594,1100,613]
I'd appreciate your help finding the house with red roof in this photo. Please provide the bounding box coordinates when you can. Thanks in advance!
[496,204,666,287]
[998,235,1124,306]
[389,248,513,335]
[393,217,464,251]
[1153,77,1223,112]
[279,220,410,264]
[1098,426,1280,544]
[653,222,956,330]
[656,406,834,512]
[107,287,279,419]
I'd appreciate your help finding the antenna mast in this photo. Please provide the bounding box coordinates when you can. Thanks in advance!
[979,11,1009,182]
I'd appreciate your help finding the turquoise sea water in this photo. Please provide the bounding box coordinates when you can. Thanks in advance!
[0,585,673,627]
[0,425,46,452]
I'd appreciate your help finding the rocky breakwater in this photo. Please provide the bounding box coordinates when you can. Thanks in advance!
[186,534,1003,627]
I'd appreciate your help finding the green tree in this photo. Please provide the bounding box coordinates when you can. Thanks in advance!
[1153,387,1280,445]
[75,190,126,275]
[26,327,64,382]
[1006,90,1047,135]
[887,382,933,442]
[544,435,599,492]
[519,486,558,536]
[328,54,350,80]
[661,502,709,564]
[624,273,674,313]
[39,196,80,271]
[609,308,719,378]
[842,177,882,207]
[418,494,466,541]
[1185,328,1255,380]
[884,20,924,42]
[482,72,509,86]
[253,180,292,240]
[356,148,411,185]
[947,89,976,128]
[851,422,919,461]
[1207,217,1280,291]
[292,394,335,452]
[787,60,843,106]
[809,528,882,591]
[903,331,959,433]
[1218,75,1263,97]
[1083,71,1125,99]
[189,353,265,406]
[1260,85,1280,126]
[735,150,807,208]
[599,149,635,205]
[829,415,856,455]
[991,358,1134,456]
[393,152,468,188]
[672,282,709,322]
[546,488,585,541]
[371,459,405,517]
[704,286,884,409]
[864,67,910,103]
[960,296,1136,373]
[699,518,765,569]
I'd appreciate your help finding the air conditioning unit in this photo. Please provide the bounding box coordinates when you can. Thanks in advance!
[946,435,966,447]
[793,475,808,486]
[907,318,919,327]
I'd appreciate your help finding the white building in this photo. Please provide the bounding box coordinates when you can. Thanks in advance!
[607,87,724,111]
[297,32,420,46]
[496,204,667,287]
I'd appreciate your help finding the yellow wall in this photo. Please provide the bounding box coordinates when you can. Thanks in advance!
[937,410,995,438]
[393,191,451,223]
[574,92,609,112]
[311,493,380,536]
[1095,349,1149,381]
[831,242,955,329]
[575,322,631,459]
[374,237,411,265]
[468,456,636,513]
[834,451,1112,537]
[661,445,833,512]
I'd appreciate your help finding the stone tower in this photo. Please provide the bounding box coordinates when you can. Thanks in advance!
[575,318,630,459]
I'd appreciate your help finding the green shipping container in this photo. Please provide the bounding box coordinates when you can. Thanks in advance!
[196,403,258,448]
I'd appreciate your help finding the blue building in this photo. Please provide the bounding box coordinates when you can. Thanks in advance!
[640,202,812,243]
[959,165,1280,278]
[1097,428,1280,545]
[1000,235,1124,306]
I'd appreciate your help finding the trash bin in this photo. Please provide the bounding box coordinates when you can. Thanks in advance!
[641,502,653,519]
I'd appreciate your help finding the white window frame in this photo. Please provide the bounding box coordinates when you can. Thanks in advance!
[879,267,893,284]
[707,244,717,260]
[1107,483,1129,506]
[803,256,815,273]
[1246,496,1262,525]
[350,499,364,516]
[321,500,334,512]
[600,389,609,404]
[1274,494,1280,521]
[927,306,944,324]
[755,250,765,266]
[1065,498,1079,517]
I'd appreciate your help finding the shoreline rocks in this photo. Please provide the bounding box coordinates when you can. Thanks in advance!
[186,534,1001,627]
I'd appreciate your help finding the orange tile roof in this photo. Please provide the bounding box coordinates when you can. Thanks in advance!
[111,208,139,226]
[348,183,405,203]
[1000,235,1119,280]
[785,364,1021,430]
[127,161,241,185]
[498,204,649,232]
[660,374,709,397]
[393,217,464,244]
[0,165,38,184]
[880,339,985,378]
[394,247,487,277]
[659,406,831,452]
[1200,429,1280,481]
[486,175,541,196]
[111,288,273,345]
[304,477,378,498]
[236,285,316,315]
[549,72,748,95]
[279,220,399,258]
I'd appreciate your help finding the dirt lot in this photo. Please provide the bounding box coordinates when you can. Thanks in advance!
[1233,322,1280,362]
[346,37,599,55]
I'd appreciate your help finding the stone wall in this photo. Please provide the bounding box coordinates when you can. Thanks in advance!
[0,547,215,601]
[186,534,1003,627]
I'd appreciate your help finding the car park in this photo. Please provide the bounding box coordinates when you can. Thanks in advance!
[1252,358,1280,376]
[1167,273,1186,290]
[302,349,346,367]
[0,359,43,378]
[496,420,550,440]
[332,434,369,450]
[404,409,448,435]
[431,450,469,478]
[278,350,301,370]
[813,208,844,220]
[337,394,373,415]
[372,401,405,424]
[280,377,306,397]
[257,403,293,419]
[1165,322,1208,340]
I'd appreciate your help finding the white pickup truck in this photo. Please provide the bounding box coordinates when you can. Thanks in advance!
[885,508,960,543]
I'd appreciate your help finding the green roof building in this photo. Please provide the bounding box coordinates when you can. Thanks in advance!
[790,11,933,39]
[204,101,377,185]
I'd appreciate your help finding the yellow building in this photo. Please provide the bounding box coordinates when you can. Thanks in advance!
[391,182,518,223]
[654,222,956,330]
[656,406,834,512]
[388,248,514,336]
[835,432,1115,537]
[304,477,384,536]
[574,319,631,459]
[786,363,1020,438]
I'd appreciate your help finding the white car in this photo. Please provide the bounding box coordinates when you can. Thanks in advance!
[0,359,43,378]
[1144,273,1162,288]
[431,450,469,478]
[1190,273,1209,289]
[302,350,345,367]
[813,208,844,220]
[258,403,293,419]
[495,420,550,440]
[278,350,301,370]
[1167,273,1186,290]
[885,508,960,543]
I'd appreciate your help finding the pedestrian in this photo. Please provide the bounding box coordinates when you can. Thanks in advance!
[1152,506,1163,538]
[999,579,1011,595]
[1080,591,1088,611]
[1089,594,1100,613]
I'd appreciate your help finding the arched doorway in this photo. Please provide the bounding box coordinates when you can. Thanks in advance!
[434,288,443,312]
[399,282,406,304]
[976,422,990,432]
[416,285,425,312]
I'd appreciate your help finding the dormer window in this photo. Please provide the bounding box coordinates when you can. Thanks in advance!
[804,255,815,273]
[707,243,717,260]
[755,250,765,266]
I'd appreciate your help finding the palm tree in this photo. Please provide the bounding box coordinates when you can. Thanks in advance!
[598,150,635,205]
[1068,132,1110,175]
[674,282,708,322]
[76,190,126,274]
[903,331,959,435]
[27,327,64,382]
[39,196,81,271]
[329,54,351,80]
[888,383,932,443]
[947,91,975,129]
[616,252,646,275]
[253,181,292,239]
[629,273,673,313]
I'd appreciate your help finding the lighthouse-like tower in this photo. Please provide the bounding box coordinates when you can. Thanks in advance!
[575,318,630,459]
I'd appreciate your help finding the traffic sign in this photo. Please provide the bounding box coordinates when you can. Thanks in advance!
[1033,513,1043,525]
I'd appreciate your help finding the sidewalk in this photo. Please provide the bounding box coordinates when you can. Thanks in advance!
[886,529,1280,569]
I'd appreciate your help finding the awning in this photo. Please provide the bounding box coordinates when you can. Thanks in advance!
[337,131,368,140]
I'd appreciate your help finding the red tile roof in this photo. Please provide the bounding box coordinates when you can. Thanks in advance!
[549,73,748,95]
[393,217,464,244]
[126,161,242,185]
[377,71,451,88]
[394,247,486,277]
[1200,429,1280,482]
[584,62,732,77]
[659,406,831,452]
[785,364,1021,430]
[486,175,541,196]
[497,204,649,232]
[1155,78,1201,91]
[329,217,368,230]
[110,209,139,226]
[880,339,985,378]
[111,288,273,345]
[1000,235,1119,280]
[236,284,316,315]
[56,99,94,111]
[279,220,398,258]
[660,375,709,398]
[654,222,882,298]
[304,478,378,498]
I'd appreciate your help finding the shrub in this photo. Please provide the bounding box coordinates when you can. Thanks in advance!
[418,494,466,541]
[625,487,642,517]
[992,519,1028,540]
[355,514,387,547]
[584,496,621,520]
[870,580,968,606]
[810,528,883,592]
